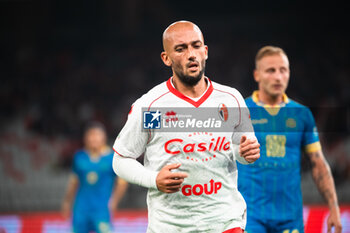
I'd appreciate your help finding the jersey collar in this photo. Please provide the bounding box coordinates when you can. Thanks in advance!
[252,90,289,105]
[166,77,214,108]
[85,145,111,159]
[252,90,289,116]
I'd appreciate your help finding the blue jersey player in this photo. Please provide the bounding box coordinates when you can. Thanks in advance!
[237,46,342,233]
[62,122,128,233]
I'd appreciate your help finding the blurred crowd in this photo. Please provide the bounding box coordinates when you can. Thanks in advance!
[0,0,349,210]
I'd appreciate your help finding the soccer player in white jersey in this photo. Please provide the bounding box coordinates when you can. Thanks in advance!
[112,20,260,233]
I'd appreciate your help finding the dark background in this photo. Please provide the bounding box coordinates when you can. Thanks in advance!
[0,0,349,211]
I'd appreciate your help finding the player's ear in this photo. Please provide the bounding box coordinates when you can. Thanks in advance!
[161,51,171,66]
[204,45,208,60]
[253,69,260,82]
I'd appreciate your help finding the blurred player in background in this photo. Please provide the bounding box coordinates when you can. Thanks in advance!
[112,20,260,232]
[237,46,342,233]
[61,122,128,233]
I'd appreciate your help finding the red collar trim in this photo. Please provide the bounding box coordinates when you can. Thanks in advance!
[166,77,214,108]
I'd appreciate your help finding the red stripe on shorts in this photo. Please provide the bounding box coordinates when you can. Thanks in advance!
[222,227,244,233]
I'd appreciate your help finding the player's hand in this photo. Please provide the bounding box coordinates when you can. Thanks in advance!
[239,135,260,163]
[327,206,342,233]
[156,163,188,193]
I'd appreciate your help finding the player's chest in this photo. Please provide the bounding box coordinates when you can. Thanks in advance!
[251,110,305,159]
[145,97,242,133]
[149,132,233,161]
[76,157,111,174]
[251,110,304,133]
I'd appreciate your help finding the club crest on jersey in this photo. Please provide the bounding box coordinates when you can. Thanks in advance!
[218,103,228,122]
[143,110,161,129]
[87,171,98,184]
[286,118,296,128]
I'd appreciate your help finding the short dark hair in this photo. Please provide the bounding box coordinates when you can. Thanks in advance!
[84,121,106,134]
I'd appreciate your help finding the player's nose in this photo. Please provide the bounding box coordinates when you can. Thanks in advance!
[273,71,283,81]
[187,47,196,59]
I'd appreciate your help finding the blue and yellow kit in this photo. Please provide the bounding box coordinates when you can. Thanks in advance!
[72,148,116,233]
[237,91,321,232]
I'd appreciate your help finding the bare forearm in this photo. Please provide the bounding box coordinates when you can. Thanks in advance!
[309,151,339,210]
[61,174,78,217]
[63,175,78,204]
[111,179,128,207]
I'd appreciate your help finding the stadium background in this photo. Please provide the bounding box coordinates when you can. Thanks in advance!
[0,0,349,232]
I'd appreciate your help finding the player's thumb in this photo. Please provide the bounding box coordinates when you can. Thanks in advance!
[240,135,247,144]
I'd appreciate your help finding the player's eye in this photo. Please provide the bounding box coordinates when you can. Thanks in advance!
[175,45,186,52]
[266,68,275,73]
[280,67,288,73]
[192,42,202,49]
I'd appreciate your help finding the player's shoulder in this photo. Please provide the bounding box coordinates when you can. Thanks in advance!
[103,147,114,158]
[212,81,241,94]
[211,80,245,100]
[99,150,114,165]
[286,98,310,110]
[73,149,87,160]
[286,98,315,121]
[74,149,85,156]
[132,81,169,107]
[244,95,255,106]
[241,93,260,110]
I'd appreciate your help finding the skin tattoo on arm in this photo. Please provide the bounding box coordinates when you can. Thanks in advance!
[308,151,336,207]
[308,150,342,232]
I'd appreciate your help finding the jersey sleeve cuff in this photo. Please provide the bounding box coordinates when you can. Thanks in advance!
[304,141,321,153]
[234,144,251,165]
[148,171,158,189]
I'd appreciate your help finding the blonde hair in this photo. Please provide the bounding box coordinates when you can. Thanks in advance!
[255,46,287,69]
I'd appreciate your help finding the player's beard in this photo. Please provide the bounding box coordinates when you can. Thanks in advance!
[174,60,206,87]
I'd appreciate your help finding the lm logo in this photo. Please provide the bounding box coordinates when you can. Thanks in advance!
[143,110,161,129]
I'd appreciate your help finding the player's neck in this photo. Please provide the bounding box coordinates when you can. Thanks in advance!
[172,76,207,98]
[86,146,105,158]
[258,90,283,106]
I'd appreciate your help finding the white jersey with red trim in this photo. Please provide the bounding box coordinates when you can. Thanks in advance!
[113,77,255,233]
